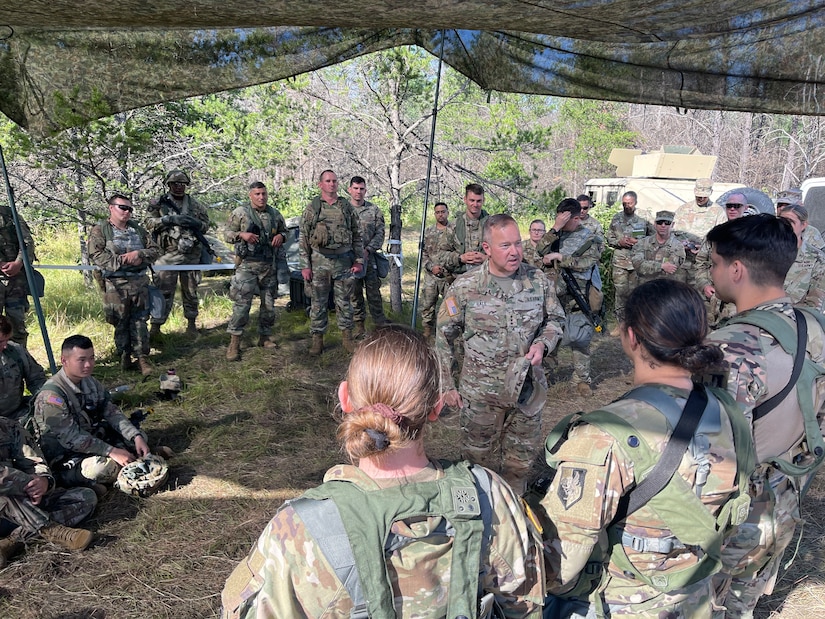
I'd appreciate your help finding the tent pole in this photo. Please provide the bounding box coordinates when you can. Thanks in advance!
[0,144,57,373]
[411,29,446,329]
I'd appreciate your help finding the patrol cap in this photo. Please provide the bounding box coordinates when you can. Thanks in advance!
[654,210,675,223]
[776,188,803,205]
[694,178,713,197]
[164,169,190,185]
[504,357,548,416]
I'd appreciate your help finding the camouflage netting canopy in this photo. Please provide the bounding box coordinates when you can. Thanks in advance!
[2,1,825,137]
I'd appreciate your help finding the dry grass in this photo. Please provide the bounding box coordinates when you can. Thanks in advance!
[1,227,822,618]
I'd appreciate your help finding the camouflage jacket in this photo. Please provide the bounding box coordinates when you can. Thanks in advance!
[437,209,489,274]
[223,204,287,265]
[0,342,47,419]
[88,220,160,278]
[707,299,825,464]
[539,385,742,614]
[353,201,385,255]
[221,459,544,619]
[522,240,542,269]
[803,224,825,252]
[298,196,364,269]
[31,369,147,467]
[580,214,605,243]
[436,261,564,400]
[673,200,726,239]
[422,223,453,282]
[784,240,825,312]
[0,415,53,498]
[145,193,210,263]
[630,234,687,285]
[0,205,36,282]
[606,212,653,270]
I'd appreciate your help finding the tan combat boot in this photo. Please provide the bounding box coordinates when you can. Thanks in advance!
[342,329,356,353]
[258,335,279,349]
[353,320,366,340]
[226,335,241,361]
[137,356,153,377]
[0,536,23,568]
[40,523,94,551]
[309,334,324,357]
[576,382,593,397]
[149,323,162,342]
[186,317,198,335]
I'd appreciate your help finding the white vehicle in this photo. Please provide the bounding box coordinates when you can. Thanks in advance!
[801,178,825,231]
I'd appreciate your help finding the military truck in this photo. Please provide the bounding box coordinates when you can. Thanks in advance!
[585,146,745,216]
[801,178,825,232]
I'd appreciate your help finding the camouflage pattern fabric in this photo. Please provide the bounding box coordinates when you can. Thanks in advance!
[539,385,742,618]
[673,200,726,287]
[31,369,147,486]
[299,196,363,335]
[351,201,387,323]
[435,261,564,488]
[220,459,544,619]
[0,205,36,345]
[0,416,97,536]
[437,209,489,275]
[88,221,160,357]
[693,238,736,327]
[784,240,825,312]
[522,240,542,268]
[802,224,825,252]
[224,204,288,265]
[580,214,605,242]
[606,212,653,317]
[419,223,453,329]
[146,193,211,325]
[707,300,825,617]
[224,204,287,337]
[630,234,687,285]
[0,341,46,419]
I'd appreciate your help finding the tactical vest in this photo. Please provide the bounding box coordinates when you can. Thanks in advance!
[0,206,33,263]
[308,196,355,251]
[236,204,279,262]
[96,219,149,277]
[293,460,493,619]
[544,385,753,600]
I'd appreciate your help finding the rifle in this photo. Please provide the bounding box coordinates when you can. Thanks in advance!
[559,267,603,332]
[158,195,217,261]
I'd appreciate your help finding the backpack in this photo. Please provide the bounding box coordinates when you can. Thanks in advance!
[291,461,499,619]
[542,384,753,600]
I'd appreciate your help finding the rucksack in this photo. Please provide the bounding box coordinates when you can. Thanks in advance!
[291,461,498,619]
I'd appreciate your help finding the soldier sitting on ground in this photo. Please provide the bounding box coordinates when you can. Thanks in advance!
[0,315,47,420]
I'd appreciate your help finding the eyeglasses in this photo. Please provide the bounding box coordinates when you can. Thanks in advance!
[655,220,672,225]
[725,203,745,209]
[530,228,546,233]
[113,204,133,212]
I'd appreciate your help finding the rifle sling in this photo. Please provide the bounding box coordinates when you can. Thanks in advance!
[752,308,807,422]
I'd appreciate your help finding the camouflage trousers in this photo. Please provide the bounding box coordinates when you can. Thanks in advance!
[309,252,356,335]
[419,274,450,329]
[459,398,542,493]
[713,476,801,618]
[227,261,278,336]
[0,273,30,346]
[102,275,151,357]
[0,487,97,537]
[611,265,636,320]
[152,259,202,324]
[351,257,386,324]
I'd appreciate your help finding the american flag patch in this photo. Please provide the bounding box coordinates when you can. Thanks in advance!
[46,394,64,406]
[445,296,459,316]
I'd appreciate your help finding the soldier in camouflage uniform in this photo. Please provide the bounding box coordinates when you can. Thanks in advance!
[0,315,46,420]
[522,219,546,268]
[145,169,211,338]
[222,182,287,361]
[437,214,564,491]
[778,203,825,313]
[347,176,387,336]
[775,189,825,251]
[606,191,652,328]
[538,280,750,619]
[576,194,606,243]
[537,199,603,395]
[88,194,160,376]
[437,183,489,276]
[630,210,686,285]
[221,325,545,619]
[673,178,726,288]
[706,215,825,617]
[419,202,454,340]
[30,335,152,492]
[300,170,364,356]
[0,415,97,565]
[0,202,36,347]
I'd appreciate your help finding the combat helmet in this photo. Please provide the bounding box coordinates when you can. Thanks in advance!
[115,454,169,497]
[164,169,190,185]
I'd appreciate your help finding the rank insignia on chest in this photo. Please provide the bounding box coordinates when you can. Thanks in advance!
[557,466,586,510]
[445,296,460,317]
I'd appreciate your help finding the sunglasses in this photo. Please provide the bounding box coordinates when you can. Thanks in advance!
[725,203,745,209]
[114,204,134,212]
[655,220,672,225]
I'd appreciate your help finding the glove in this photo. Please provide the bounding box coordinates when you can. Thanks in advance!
[161,215,186,226]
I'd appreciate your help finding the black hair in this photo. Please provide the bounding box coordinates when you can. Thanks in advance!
[350,176,366,186]
[556,197,582,217]
[465,183,484,196]
[62,334,94,354]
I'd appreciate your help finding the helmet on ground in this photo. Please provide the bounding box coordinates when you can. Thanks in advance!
[164,169,190,185]
[115,454,169,497]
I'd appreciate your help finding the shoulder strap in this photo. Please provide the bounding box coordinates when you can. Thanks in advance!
[751,308,807,420]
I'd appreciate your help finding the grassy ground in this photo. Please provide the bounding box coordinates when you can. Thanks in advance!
[1,227,822,618]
